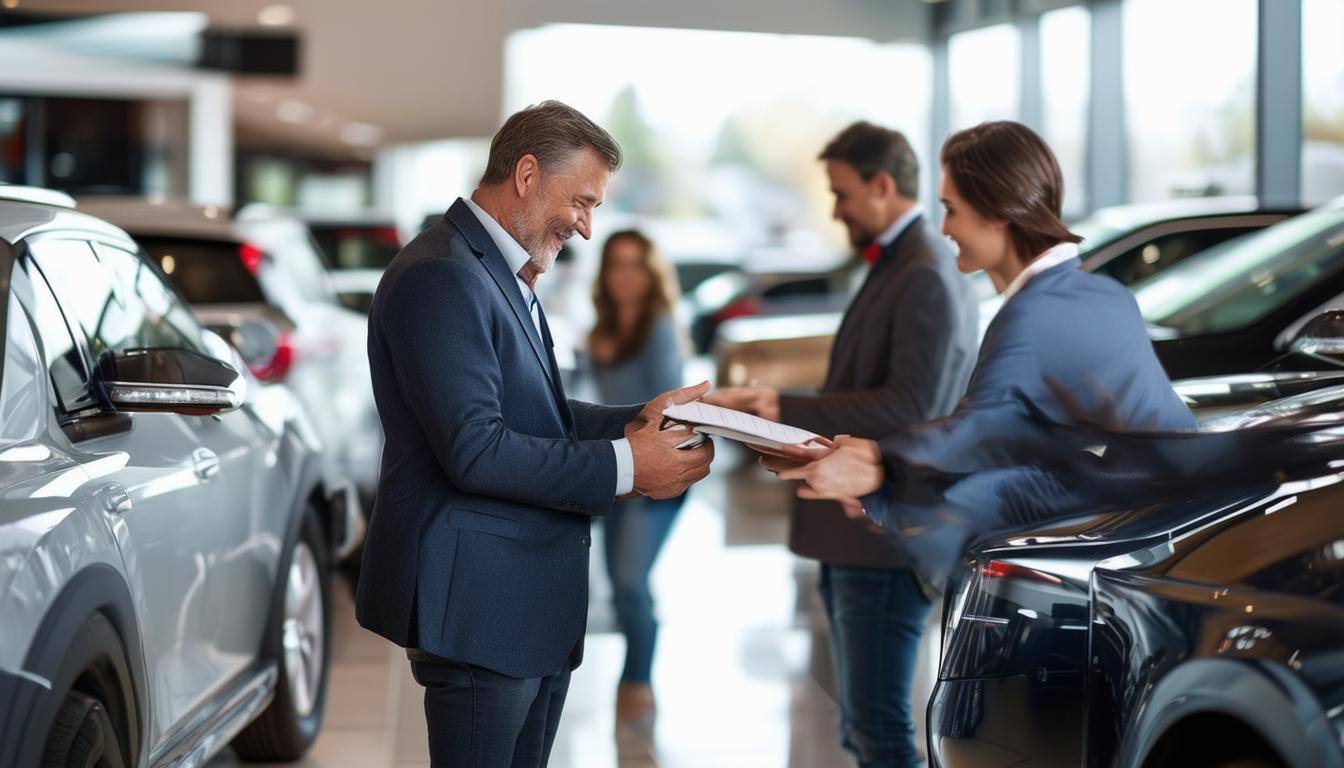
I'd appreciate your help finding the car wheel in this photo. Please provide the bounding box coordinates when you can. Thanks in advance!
[42,691,127,768]
[37,613,135,768]
[1216,760,1283,768]
[231,507,331,760]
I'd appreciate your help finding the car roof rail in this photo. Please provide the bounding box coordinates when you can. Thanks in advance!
[0,184,76,209]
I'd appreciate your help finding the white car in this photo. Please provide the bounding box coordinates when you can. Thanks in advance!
[79,198,383,504]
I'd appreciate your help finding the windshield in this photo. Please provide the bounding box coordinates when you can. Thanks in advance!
[1132,205,1344,336]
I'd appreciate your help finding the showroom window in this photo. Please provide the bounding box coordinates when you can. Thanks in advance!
[505,24,931,255]
[948,23,1021,130]
[1040,6,1090,218]
[1123,0,1257,202]
[1303,0,1344,205]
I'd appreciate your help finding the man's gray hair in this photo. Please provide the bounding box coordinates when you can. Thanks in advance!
[480,100,623,186]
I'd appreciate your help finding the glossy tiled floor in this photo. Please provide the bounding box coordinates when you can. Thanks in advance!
[208,443,940,768]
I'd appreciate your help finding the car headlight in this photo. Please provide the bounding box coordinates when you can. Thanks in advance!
[939,558,1089,681]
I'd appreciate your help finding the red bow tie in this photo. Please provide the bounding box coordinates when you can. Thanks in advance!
[863,243,882,266]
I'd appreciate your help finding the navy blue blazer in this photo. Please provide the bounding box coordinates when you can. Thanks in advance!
[865,258,1196,583]
[356,198,640,678]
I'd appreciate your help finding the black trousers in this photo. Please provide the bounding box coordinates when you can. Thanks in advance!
[408,650,572,768]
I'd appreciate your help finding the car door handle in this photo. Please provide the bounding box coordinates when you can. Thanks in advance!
[192,448,221,482]
[98,484,132,515]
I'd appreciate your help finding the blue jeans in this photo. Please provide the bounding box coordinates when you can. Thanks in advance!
[819,564,932,768]
[602,494,685,683]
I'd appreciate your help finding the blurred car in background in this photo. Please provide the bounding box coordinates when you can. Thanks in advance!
[0,186,356,766]
[688,261,860,354]
[239,205,405,315]
[80,197,384,504]
[717,197,1303,391]
[1137,197,1344,380]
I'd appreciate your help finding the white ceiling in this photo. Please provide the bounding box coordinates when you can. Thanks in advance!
[17,0,931,154]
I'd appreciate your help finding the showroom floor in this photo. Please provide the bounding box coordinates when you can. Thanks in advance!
[209,443,939,768]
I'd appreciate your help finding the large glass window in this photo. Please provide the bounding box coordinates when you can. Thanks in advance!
[948,24,1020,130]
[505,24,931,255]
[1303,0,1344,205]
[1123,0,1257,202]
[1040,7,1090,217]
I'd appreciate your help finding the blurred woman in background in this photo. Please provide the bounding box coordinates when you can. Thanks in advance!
[588,229,688,725]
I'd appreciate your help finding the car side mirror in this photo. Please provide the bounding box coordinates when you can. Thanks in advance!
[97,348,246,415]
[1289,310,1344,367]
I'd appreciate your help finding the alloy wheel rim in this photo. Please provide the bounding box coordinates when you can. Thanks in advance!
[282,541,324,718]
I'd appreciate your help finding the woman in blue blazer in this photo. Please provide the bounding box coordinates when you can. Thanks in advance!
[773,121,1195,582]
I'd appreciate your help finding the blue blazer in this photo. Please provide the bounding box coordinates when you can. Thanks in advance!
[356,198,640,678]
[866,258,1196,582]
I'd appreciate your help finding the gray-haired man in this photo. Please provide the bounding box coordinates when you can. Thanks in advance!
[357,101,714,766]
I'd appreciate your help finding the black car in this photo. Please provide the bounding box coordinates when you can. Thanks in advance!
[928,388,1344,767]
[1135,198,1344,380]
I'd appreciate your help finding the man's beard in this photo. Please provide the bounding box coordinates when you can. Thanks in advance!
[511,207,575,275]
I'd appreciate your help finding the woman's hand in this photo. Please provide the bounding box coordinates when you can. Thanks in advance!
[776,436,885,500]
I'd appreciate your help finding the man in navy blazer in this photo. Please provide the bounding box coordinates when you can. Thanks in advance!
[356,101,714,767]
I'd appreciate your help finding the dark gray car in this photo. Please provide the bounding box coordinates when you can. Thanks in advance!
[0,186,360,767]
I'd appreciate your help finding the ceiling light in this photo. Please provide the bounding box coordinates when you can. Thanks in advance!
[341,122,384,147]
[1,0,20,9]
[257,4,296,27]
[276,99,314,124]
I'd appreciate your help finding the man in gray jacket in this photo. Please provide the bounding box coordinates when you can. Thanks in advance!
[705,122,978,767]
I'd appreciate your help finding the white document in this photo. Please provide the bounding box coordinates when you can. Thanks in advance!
[662,401,823,450]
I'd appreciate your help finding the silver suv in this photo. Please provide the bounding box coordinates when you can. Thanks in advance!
[78,198,384,506]
[0,187,359,767]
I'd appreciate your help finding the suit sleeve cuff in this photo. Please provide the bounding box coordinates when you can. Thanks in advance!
[612,438,635,496]
[861,484,896,531]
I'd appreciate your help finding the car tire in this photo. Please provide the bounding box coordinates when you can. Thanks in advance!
[1215,760,1283,768]
[42,690,127,768]
[36,612,135,768]
[231,507,331,761]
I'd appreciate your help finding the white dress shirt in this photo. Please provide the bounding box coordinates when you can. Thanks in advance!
[464,197,635,496]
[874,203,924,249]
[1001,242,1079,303]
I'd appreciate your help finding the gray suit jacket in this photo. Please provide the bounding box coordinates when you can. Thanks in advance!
[779,218,979,567]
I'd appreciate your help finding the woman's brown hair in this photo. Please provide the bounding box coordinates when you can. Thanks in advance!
[940,121,1081,262]
[589,230,681,364]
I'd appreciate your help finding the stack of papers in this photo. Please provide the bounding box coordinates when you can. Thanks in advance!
[662,401,824,450]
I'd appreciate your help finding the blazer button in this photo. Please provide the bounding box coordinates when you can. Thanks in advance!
[581,535,592,547]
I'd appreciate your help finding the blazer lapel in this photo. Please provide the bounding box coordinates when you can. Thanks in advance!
[445,199,558,390]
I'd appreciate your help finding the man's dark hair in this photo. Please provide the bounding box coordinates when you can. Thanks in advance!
[818,121,920,198]
[480,100,622,186]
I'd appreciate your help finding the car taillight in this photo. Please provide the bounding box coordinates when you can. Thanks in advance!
[979,559,1064,585]
[249,331,295,382]
[939,558,1087,681]
[714,296,763,323]
[239,243,265,276]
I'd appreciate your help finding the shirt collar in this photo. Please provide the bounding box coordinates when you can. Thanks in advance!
[464,196,531,280]
[1001,242,1079,302]
[875,203,924,248]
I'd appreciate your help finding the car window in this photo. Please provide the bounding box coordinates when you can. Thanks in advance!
[1,276,48,442]
[94,244,206,353]
[1134,207,1344,336]
[135,236,268,305]
[310,224,402,270]
[1094,227,1260,286]
[30,238,201,365]
[22,257,94,413]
